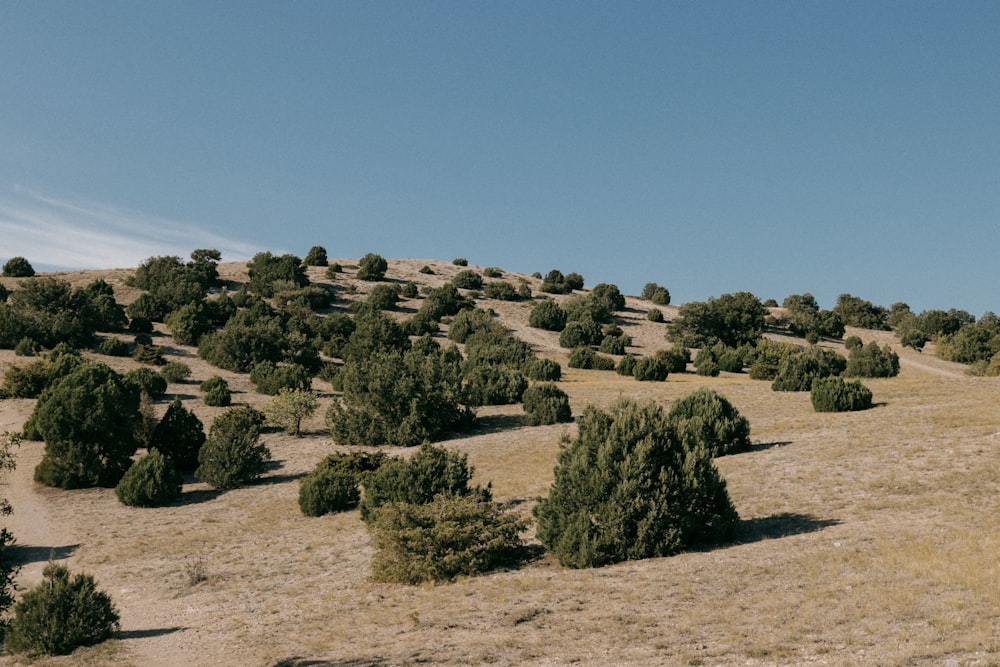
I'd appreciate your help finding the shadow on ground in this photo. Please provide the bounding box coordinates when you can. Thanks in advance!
[118,627,186,640]
[736,513,840,544]
[8,543,80,565]
[273,658,389,667]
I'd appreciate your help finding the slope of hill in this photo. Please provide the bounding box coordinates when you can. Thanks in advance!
[0,258,997,666]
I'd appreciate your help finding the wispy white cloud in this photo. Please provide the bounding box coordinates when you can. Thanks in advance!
[0,186,261,270]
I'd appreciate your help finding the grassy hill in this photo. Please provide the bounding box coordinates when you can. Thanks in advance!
[1,257,998,666]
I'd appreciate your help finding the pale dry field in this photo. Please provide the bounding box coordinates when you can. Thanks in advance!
[0,260,998,667]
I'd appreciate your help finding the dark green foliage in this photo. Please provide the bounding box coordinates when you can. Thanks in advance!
[98,336,129,357]
[534,398,738,568]
[844,335,863,351]
[133,341,164,365]
[1,277,100,349]
[529,300,567,332]
[647,308,664,323]
[159,361,191,384]
[589,283,625,314]
[716,346,745,373]
[125,367,168,399]
[900,328,929,351]
[195,407,270,489]
[304,245,329,266]
[656,347,691,374]
[482,281,519,301]
[810,377,873,412]
[150,398,205,472]
[617,353,637,376]
[632,356,668,382]
[324,263,343,279]
[14,336,40,357]
[419,265,435,275]
[359,443,490,523]
[414,283,473,323]
[341,310,410,362]
[771,346,847,391]
[249,361,311,395]
[30,362,140,488]
[128,316,154,334]
[568,347,616,371]
[1,432,18,634]
[127,255,209,318]
[559,319,603,349]
[463,328,534,371]
[483,267,503,278]
[0,283,7,302]
[452,269,483,290]
[844,341,900,378]
[666,387,751,457]
[198,309,285,372]
[564,272,584,291]
[368,495,527,584]
[0,348,82,400]
[935,313,1000,365]
[452,258,468,266]
[919,308,975,338]
[640,283,671,305]
[2,257,34,278]
[328,343,472,447]
[247,252,309,297]
[540,269,578,294]
[298,451,387,517]
[525,357,562,381]
[448,308,495,344]
[188,249,222,288]
[200,375,232,407]
[357,252,388,281]
[463,365,528,406]
[522,383,572,426]
[366,283,400,311]
[695,359,720,376]
[599,333,630,355]
[4,563,119,656]
[746,339,798,380]
[114,450,182,507]
[81,280,128,332]
[667,292,767,349]
[401,281,419,298]
[833,293,889,330]
[782,293,844,340]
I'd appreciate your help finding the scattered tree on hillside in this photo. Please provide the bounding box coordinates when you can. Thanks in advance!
[667,292,767,349]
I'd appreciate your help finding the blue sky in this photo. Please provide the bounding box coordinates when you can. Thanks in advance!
[1,2,998,315]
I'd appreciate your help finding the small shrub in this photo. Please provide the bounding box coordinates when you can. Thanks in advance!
[647,308,664,323]
[304,245,329,266]
[666,387,752,457]
[482,281,518,301]
[452,258,468,266]
[810,377,873,412]
[559,320,602,348]
[463,366,528,406]
[401,281,419,298]
[656,347,690,373]
[617,353,638,376]
[2,256,35,278]
[771,346,847,391]
[98,337,129,357]
[4,563,119,656]
[844,341,900,378]
[599,332,630,355]
[716,347,744,373]
[195,407,270,489]
[525,357,562,381]
[125,367,168,399]
[150,398,206,472]
[522,383,572,425]
[200,375,232,407]
[132,342,164,365]
[159,361,191,384]
[633,356,668,382]
[529,300,567,332]
[250,361,311,395]
[452,270,483,290]
[298,451,388,517]
[419,265,435,275]
[357,252,388,281]
[324,264,342,279]
[695,359,720,376]
[128,316,154,334]
[115,450,182,507]
[367,283,400,311]
[483,267,503,278]
[14,337,40,357]
[368,495,527,584]
[568,347,615,371]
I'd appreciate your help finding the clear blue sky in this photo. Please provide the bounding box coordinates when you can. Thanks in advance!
[2,1,998,315]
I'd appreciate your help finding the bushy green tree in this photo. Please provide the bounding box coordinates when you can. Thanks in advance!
[568,347,615,371]
[366,283,400,311]
[559,319,603,348]
[359,443,490,523]
[200,375,232,407]
[357,252,388,281]
[4,563,119,656]
[522,383,572,425]
[482,281,519,301]
[249,361,311,395]
[641,282,670,305]
[447,308,496,344]
[656,346,690,374]
[1,277,99,349]
[115,450,183,507]
[264,388,318,436]
[632,356,668,382]
[298,451,387,517]
[463,365,528,406]
[844,341,900,378]
[247,252,309,297]
[30,362,141,488]
[667,292,767,349]
[198,309,285,372]
[165,301,215,346]
[125,367,168,400]
[159,361,191,384]
[452,270,483,290]
[368,495,527,584]
[771,346,847,391]
[666,387,751,456]
[647,308,665,323]
[810,377,873,412]
[935,313,1000,365]
[304,245,329,266]
[534,398,738,568]
[150,398,205,472]
[2,256,34,278]
[525,357,562,381]
[195,407,270,489]
[833,293,888,330]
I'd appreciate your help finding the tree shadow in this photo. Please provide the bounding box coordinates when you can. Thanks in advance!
[254,471,309,487]
[745,440,794,453]
[470,413,525,434]
[736,513,840,544]
[117,626,186,640]
[172,488,225,506]
[273,658,388,667]
[8,543,80,566]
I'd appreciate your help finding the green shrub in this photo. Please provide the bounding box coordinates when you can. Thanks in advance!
[559,319,602,348]
[568,347,615,371]
[419,265,435,275]
[534,398,738,568]
[125,367,168,399]
[716,346,745,373]
[482,281,519,301]
[150,398,205,472]
[159,361,191,384]
[522,383,572,426]
[128,316,154,334]
[844,341,900,378]
[115,450,182,507]
[771,346,847,391]
[810,377,873,412]
[632,356,668,382]
[98,336,129,357]
[641,282,671,304]
[263,388,318,436]
[165,302,214,346]
[0,361,49,399]
[249,361,311,395]
[2,256,35,278]
[666,387,752,456]
[195,407,270,489]
[324,263,342,279]
[647,308,664,323]
[529,300,567,332]
[667,292,767,349]
[200,375,232,407]
[525,357,562,381]
[400,281,418,298]
[540,269,574,294]
[298,451,388,517]
[247,252,309,297]
[357,252,388,281]
[368,495,527,584]
[452,270,483,290]
[447,308,495,344]
[132,342,164,365]
[833,293,888,330]
[359,443,490,523]
[304,245,329,266]
[4,563,119,656]
[696,359,720,376]
[656,347,690,374]
[617,353,638,376]
[463,365,528,406]
[13,337,40,357]
[483,267,503,278]
[1,432,19,631]
[452,258,468,266]
[899,328,929,351]
[599,333,629,355]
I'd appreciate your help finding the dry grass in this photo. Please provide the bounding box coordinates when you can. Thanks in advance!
[1,259,998,666]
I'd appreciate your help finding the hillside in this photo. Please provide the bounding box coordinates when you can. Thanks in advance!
[1,257,998,667]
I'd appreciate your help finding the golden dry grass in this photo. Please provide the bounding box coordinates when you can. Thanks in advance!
[1,259,998,666]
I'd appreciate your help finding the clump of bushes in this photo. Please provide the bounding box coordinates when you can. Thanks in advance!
[844,341,900,378]
[647,308,664,323]
[249,361,311,395]
[534,397,738,568]
[632,356,668,382]
[656,346,690,373]
[529,300,567,332]
[525,357,562,381]
[771,346,847,391]
[357,252,388,281]
[568,347,616,371]
[200,375,231,406]
[159,361,191,384]
[522,383,573,425]
[98,337,129,357]
[666,387,751,456]
[195,407,270,489]
[641,282,670,305]
[298,451,387,517]
[452,270,483,290]
[4,563,119,656]
[115,449,182,507]
[810,377,873,412]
